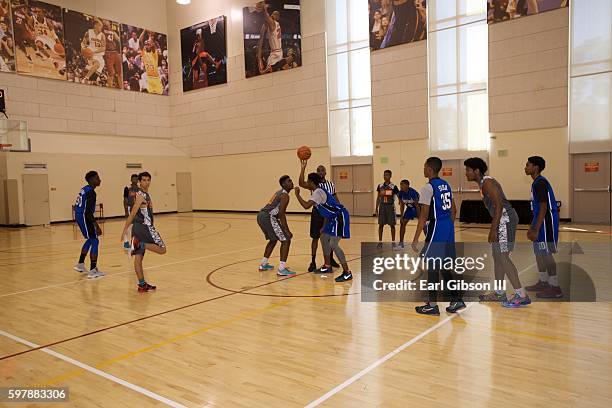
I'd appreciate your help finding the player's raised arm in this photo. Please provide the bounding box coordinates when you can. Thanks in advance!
[262,3,276,32]
[298,160,310,189]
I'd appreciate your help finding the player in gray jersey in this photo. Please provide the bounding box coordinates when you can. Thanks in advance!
[464,158,530,306]
[257,175,295,276]
[121,172,166,292]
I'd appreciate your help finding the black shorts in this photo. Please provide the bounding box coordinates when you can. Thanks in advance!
[132,223,165,255]
[310,209,324,239]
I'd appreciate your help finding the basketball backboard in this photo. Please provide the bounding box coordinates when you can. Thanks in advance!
[0,119,30,152]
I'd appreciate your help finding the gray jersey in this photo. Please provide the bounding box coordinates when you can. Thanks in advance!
[260,190,287,217]
[134,190,154,226]
[480,176,513,217]
[126,186,140,212]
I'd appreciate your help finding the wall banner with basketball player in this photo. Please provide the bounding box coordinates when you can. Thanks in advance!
[180,15,227,92]
[63,10,122,88]
[488,0,569,24]
[10,0,66,80]
[120,24,169,95]
[242,0,301,79]
[0,0,16,72]
[368,0,427,50]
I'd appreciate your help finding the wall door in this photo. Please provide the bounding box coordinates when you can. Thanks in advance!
[572,153,611,223]
[23,174,50,226]
[331,164,374,216]
[176,172,193,213]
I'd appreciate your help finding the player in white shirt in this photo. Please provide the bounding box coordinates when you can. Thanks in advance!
[81,19,106,83]
[256,3,283,74]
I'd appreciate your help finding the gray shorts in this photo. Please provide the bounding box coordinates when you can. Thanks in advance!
[493,208,518,254]
[378,204,396,226]
[132,222,165,255]
[257,211,287,242]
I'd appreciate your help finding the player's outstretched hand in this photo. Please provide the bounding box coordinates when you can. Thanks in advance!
[294,186,300,195]
[300,159,308,169]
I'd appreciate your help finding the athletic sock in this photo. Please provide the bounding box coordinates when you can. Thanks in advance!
[138,278,145,286]
[90,260,97,271]
[261,257,269,266]
[279,261,286,270]
[78,253,86,264]
[429,301,437,306]
[515,288,526,297]
[495,290,504,296]
[539,272,549,282]
[548,275,559,287]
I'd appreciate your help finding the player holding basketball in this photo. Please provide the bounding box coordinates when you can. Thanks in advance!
[412,157,465,315]
[295,173,353,282]
[464,157,530,307]
[103,20,121,88]
[139,30,163,94]
[257,175,295,276]
[121,172,166,292]
[256,2,283,74]
[299,160,340,272]
[74,171,105,279]
[81,19,105,84]
[28,7,64,75]
[397,179,420,249]
[523,156,562,298]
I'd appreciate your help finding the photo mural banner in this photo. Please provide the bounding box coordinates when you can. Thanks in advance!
[11,0,66,79]
[369,0,427,50]
[0,0,16,72]
[242,0,301,78]
[63,9,122,88]
[488,0,569,24]
[120,23,168,95]
[180,15,227,92]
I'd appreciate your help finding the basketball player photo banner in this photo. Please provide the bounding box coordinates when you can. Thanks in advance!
[180,15,227,92]
[63,10,122,89]
[120,24,169,95]
[242,1,301,79]
[10,0,66,80]
[0,0,16,72]
[369,0,427,51]
[488,0,569,24]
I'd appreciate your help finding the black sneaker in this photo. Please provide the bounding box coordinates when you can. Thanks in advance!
[335,271,353,282]
[308,262,317,272]
[377,242,383,249]
[330,259,340,268]
[315,266,332,274]
[415,303,440,315]
[446,300,466,313]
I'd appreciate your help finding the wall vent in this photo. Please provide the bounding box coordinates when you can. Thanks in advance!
[24,163,47,169]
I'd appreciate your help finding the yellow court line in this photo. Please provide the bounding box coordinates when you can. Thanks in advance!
[37,299,295,387]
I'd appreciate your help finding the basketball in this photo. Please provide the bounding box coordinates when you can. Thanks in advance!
[297,146,311,160]
[81,47,94,58]
[54,42,65,56]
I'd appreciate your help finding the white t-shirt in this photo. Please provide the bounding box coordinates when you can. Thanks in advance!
[418,183,434,206]
[309,188,327,205]
[128,37,140,52]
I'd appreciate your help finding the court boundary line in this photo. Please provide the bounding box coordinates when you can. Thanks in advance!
[0,330,187,408]
[304,262,537,407]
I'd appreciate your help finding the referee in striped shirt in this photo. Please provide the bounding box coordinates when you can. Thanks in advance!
[299,160,340,272]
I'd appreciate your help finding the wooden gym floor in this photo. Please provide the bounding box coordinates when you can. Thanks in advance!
[0,213,611,407]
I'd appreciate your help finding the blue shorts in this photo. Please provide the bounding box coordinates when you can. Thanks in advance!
[532,218,558,254]
[422,218,455,259]
[323,208,350,239]
[403,206,417,220]
[76,213,97,239]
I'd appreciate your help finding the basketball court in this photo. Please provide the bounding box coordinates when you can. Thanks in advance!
[1,0,612,406]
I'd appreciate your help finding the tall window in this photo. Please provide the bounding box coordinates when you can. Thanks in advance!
[427,0,489,156]
[326,0,373,157]
[570,0,611,152]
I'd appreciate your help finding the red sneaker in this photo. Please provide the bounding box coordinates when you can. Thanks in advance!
[138,282,156,293]
[525,280,550,292]
[536,285,563,298]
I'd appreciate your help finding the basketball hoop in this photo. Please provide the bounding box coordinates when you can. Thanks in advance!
[0,143,12,151]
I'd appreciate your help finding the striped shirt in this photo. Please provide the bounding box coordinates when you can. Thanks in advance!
[319,180,336,195]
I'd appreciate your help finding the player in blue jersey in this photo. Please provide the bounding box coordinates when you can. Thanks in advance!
[294,173,353,282]
[412,157,465,315]
[523,156,563,299]
[73,171,105,279]
[397,179,420,249]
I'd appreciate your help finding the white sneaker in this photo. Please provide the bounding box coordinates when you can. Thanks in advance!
[74,263,86,273]
[87,267,106,279]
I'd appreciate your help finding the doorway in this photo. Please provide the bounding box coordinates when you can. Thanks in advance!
[441,159,481,217]
[331,164,374,216]
[176,172,193,213]
[572,152,611,224]
[23,174,50,226]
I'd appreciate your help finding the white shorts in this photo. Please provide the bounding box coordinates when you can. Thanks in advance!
[91,52,105,71]
[35,35,56,50]
[266,49,283,69]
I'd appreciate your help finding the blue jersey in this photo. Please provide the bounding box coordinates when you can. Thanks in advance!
[422,178,455,258]
[398,187,419,219]
[75,185,96,216]
[428,178,453,221]
[531,175,559,249]
[315,189,350,238]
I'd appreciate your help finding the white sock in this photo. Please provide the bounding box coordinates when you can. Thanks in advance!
[261,257,269,265]
[539,272,548,282]
[279,261,286,270]
[548,275,559,287]
[515,287,526,297]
